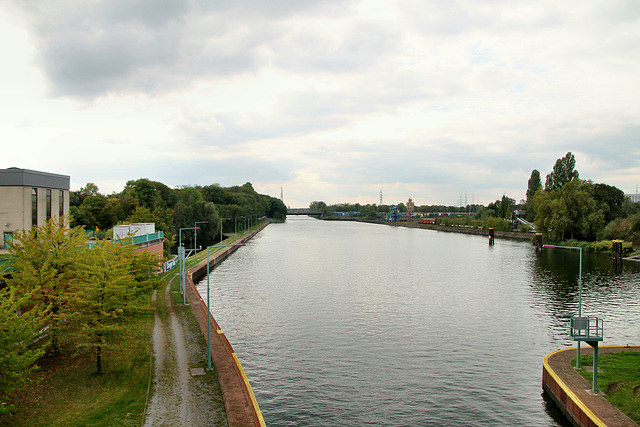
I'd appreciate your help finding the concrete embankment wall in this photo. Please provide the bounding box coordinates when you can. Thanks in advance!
[543,346,640,427]
[543,348,604,427]
[328,218,534,241]
[185,222,269,427]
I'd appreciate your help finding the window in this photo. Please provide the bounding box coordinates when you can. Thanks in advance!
[46,189,52,221]
[32,188,38,226]
[59,190,64,218]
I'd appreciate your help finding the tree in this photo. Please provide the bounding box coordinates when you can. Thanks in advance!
[525,170,542,221]
[0,287,45,414]
[7,218,88,353]
[545,152,579,191]
[592,183,625,224]
[535,179,604,241]
[65,239,159,374]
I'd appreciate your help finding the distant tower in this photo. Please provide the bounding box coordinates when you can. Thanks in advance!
[407,197,415,221]
[280,186,284,201]
[379,189,383,206]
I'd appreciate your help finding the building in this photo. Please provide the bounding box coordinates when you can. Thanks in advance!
[112,223,164,261]
[0,167,70,249]
[627,192,640,203]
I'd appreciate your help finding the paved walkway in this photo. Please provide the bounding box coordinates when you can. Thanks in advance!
[143,275,227,426]
[547,346,640,426]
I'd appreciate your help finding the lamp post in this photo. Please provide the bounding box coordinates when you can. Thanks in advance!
[179,226,199,305]
[544,244,584,367]
[220,217,231,243]
[205,243,246,370]
[194,221,209,256]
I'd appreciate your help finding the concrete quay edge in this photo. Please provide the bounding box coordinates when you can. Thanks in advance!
[186,223,270,427]
[543,345,640,427]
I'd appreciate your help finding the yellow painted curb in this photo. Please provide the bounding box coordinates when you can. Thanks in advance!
[543,347,606,427]
[232,353,266,427]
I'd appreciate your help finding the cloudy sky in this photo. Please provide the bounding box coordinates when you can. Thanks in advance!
[1,1,639,208]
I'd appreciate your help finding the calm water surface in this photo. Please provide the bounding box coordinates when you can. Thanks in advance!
[196,217,640,426]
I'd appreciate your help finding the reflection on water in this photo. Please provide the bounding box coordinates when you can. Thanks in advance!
[197,217,640,426]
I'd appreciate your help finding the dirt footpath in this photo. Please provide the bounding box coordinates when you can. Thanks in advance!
[143,275,228,426]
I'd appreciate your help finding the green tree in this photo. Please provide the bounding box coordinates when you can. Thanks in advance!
[545,152,579,191]
[535,179,604,241]
[525,169,542,221]
[65,240,158,374]
[0,287,45,414]
[592,183,625,224]
[7,218,88,353]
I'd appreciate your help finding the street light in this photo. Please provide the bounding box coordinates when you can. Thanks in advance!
[194,221,209,256]
[220,217,231,243]
[544,244,584,367]
[179,226,199,305]
[205,243,246,370]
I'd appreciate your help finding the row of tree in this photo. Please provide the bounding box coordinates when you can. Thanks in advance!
[0,218,160,413]
[70,179,288,255]
[309,152,640,245]
[308,201,481,218]
[526,152,639,243]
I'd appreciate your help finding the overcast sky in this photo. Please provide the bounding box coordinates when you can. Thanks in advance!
[1,1,639,208]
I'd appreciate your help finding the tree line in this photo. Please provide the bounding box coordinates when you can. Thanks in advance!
[309,152,640,246]
[70,179,288,254]
[527,152,639,244]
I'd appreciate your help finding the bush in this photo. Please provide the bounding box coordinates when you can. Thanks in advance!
[598,214,640,247]
[484,216,511,232]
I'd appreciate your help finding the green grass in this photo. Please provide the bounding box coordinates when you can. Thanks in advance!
[0,314,154,427]
[574,352,640,424]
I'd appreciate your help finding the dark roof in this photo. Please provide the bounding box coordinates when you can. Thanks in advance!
[0,168,70,190]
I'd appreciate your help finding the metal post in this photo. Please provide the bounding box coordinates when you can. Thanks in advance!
[544,244,583,368]
[204,243,246,371]
[577,247,582,368]
[178,233,183,299]
[206,246,211,370]
[194,221,209,255]
[593,343,599,392]
[179,227,200,305]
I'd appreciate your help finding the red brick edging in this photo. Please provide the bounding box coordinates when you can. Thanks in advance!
[185,224,269,427]
[543,346,640,427]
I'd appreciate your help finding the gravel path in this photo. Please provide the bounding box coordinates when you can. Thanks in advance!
[143,275,227,426]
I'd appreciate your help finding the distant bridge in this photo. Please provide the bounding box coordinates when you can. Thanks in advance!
[287,208,322,216]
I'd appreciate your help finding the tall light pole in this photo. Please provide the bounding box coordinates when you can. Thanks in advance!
[205,243,245,370]
[179,226,199,305]
[544,244,584,367]
[220,218,230,243]
[194,221,208,256]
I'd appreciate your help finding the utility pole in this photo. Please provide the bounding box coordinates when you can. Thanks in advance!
[379,189,383,206]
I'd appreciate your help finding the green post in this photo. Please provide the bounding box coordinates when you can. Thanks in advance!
[544,245,583,368]
[593,343,599,393]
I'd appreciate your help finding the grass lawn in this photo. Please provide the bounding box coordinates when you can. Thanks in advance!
[0,291,158,427]
[574,352,640,424]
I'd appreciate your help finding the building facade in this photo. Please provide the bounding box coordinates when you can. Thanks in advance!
[0,168,70,249]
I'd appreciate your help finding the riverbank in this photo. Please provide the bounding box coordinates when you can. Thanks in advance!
[182,222,269,427]
[323,217,533,241]
[543,346,640,427]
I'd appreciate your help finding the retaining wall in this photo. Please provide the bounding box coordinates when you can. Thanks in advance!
[185,222,270,427]
[543,346,640,427]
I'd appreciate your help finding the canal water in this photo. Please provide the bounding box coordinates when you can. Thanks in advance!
[196,217,640,426]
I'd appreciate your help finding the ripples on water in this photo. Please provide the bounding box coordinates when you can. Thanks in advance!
[196,218,640,426]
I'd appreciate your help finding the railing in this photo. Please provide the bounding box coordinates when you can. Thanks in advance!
[113,231,164,246]
[570,316,604,341]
